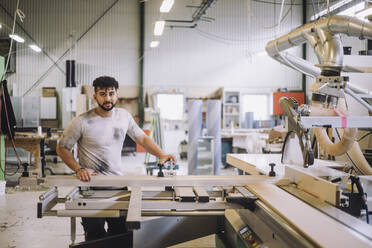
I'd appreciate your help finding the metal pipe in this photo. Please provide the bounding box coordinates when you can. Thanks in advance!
[39,186,57,201]
[344,87,372,113]
[266,15,372,74]
[66,187,79,201]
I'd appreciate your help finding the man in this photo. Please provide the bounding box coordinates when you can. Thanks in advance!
[56,76,175,241]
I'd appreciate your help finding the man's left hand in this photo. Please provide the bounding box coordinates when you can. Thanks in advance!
[159,154,177,165]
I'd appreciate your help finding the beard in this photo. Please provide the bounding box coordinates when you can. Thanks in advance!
[98,101,116,111]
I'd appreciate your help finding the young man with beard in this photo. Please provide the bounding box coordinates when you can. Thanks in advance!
[56,76,175,241]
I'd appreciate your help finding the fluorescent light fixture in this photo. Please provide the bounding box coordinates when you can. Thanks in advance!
[311,0,353,20]
[355,5,372,19]
[154,21,165,36]
[29,44,41,52]
[0,24,2,29]
[150,41,160,48]
[160,0,174,13]
[255,51,267,57]
[9,34,24,43]
[338,2,364,17]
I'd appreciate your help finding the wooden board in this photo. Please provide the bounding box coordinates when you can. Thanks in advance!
[44,175,280,187]
[246,184,372,248]
[193,187,210,202]
[226,154,346,177]
[285,166,340,206]
[174,187,196,202]
[126,187,142,230]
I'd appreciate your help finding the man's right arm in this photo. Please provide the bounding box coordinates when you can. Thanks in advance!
[56,144,93,182]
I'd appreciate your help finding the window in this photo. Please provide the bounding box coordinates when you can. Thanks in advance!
[156,93,184,120]
[242,94,270,120]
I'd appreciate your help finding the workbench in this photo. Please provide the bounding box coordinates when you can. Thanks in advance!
[4,132,59,176]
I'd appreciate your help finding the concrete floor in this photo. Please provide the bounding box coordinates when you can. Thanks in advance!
[0,153,237,248]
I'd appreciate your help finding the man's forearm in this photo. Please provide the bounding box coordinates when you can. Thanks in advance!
[137,136,165,158]
[56,144,82,172]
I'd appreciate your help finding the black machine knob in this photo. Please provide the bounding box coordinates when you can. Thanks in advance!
[269,163,276,177]
[157,163,164,177]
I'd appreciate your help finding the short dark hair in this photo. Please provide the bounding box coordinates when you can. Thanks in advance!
[93,76,119,92]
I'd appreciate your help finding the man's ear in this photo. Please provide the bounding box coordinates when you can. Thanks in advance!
[93,93,97,101]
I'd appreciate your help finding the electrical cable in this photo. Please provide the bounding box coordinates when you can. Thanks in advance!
[0,0,24,176]
[250,0,337,6]
[274,0,317,78]
[357,131,372,142]
[311,0,317,19]
[335,129,365,175]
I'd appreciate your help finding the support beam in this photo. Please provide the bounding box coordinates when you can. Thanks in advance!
[138,1,145,127]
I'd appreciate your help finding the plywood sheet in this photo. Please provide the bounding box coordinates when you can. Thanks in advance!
[285,166,340,205]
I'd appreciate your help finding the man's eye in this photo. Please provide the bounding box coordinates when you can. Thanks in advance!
[100,93,106,97]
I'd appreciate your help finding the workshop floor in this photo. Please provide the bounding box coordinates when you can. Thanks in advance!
[0,153,237,248]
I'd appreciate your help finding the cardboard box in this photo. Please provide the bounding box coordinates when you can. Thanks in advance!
[42,87,56,97]
[41,119,59,128]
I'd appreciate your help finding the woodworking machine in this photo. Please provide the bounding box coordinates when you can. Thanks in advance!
[37,173,372,248]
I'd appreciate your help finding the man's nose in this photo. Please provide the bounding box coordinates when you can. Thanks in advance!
[104,95,111,101]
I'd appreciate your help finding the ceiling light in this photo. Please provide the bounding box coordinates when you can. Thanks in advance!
[160,0,174,13]
[29,44,41,52]
[154,21,165,36]
[9,34,24,43]
[0,24,2,29]
[311,0,354,20]
[150,41,160,48]
[355,6,372,19]
[338,2,364,17]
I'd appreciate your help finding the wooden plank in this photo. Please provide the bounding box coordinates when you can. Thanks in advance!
[174,187,196,202]
[285,166,340,205]
[126,187,142,230]
[193,187,209,202]
[281,185,372,241]
[227,154,346,177]
[44,175,280,187]
[247,184,372,248]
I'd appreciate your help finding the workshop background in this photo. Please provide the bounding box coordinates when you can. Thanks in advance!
[0,0,372,247]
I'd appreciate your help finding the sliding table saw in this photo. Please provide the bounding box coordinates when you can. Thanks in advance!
[37,171,372,248]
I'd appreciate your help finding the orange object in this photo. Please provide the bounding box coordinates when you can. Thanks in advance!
[273,92,305,115]
[136,129,150,153]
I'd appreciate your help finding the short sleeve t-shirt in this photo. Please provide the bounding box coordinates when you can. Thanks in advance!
[59,108,145,175]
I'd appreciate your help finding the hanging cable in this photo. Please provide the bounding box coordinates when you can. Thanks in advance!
[274,0,317,78]
[0,0,25,176]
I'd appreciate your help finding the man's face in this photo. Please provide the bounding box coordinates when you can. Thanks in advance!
[94,87,118,111]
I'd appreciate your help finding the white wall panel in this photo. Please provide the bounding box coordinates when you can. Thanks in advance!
[144,0,304,90]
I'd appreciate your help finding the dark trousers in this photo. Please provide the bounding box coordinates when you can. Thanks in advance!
[81,217,128,241]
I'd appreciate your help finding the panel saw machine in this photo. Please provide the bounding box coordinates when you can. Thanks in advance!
[38,15,372,248]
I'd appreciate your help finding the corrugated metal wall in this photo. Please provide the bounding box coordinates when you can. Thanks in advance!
[0,0,139,97]
[144,0,304,89]
[0,0,305,96]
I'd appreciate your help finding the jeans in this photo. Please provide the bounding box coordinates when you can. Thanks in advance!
[81,217,128,241]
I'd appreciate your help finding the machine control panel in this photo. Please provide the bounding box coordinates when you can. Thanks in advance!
[239,225,263,247]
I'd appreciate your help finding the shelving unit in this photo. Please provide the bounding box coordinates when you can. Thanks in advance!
[222,90,241,129]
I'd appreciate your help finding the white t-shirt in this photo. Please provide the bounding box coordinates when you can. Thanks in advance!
[59,108,145,175]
